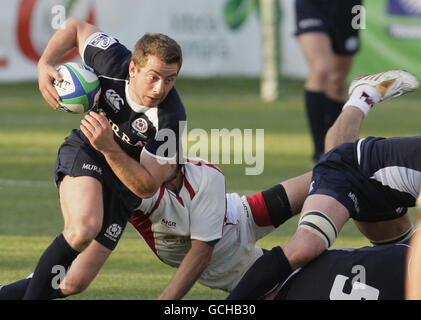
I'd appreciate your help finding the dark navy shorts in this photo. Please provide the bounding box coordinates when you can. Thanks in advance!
[54,129,141,250]
[295,0,361,55]
[308,142,408,222]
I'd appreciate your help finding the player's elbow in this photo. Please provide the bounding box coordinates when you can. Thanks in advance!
[63,17,83,32]
[132,179,160,199]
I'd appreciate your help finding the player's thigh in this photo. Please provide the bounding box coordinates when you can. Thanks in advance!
[301,194,350,229]
[297,32,333,89]
[59,175,104,234]
[353,213,413,243]
[325,54,355,100]
[61,240,111,295]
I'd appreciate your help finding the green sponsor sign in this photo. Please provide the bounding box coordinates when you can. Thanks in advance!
[351,0,421,80]
[224,0,260,30]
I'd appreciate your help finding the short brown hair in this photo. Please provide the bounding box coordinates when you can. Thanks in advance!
[132,33,183,72]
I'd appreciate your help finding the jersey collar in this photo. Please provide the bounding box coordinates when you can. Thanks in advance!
[125,81,152,113]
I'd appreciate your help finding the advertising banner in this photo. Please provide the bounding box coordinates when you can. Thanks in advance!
[2,0,419,82]
[351,0,421,80]
[0,0,307,81]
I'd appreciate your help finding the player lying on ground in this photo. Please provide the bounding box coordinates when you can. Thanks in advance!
[1,69,415,300]
[275,231,416,300]
[227,70,420,300]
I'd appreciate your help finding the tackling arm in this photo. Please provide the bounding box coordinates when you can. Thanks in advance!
[158,240,214,300]
[80,111,174,198]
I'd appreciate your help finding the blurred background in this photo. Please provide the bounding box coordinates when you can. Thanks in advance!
[1,0,421,299]
[1,0,421,82]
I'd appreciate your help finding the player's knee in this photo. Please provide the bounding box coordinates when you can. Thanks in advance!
[298,211,338,249]
[326,72,347,98]
[61,277,88,296]
[283,211,338,270]
[64,223,101,251]
[308,62,330,85]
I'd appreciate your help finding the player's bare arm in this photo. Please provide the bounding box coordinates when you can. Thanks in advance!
[37,18,100,109]
[81,111,173,198]
[158,240,214,300]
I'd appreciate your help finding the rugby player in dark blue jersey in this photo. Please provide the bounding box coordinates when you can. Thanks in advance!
[274,236,414,300]
[228,69,420,300]
[12,18,186,300]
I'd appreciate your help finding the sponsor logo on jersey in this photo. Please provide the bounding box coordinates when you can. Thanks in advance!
[105,89,124,113]
[89,34,117,50]
[161,218,176,229]
[82,163,102,175]
[105,223,122,242]
[241,198,250,218]
[396,207,405,214]
[108,117,146,147]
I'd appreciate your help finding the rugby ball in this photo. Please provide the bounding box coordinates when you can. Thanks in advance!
[53,62,101,114]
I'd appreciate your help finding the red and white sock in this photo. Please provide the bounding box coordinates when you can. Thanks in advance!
[343,85,381,118]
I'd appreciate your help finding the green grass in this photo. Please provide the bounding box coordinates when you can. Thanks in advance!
[1,77,420,300]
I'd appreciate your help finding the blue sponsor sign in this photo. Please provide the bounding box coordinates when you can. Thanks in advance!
[388,0,421,17]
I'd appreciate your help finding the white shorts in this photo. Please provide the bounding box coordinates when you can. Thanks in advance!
[198,193,275,292]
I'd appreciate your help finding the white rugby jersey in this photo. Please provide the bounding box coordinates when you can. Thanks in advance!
[129,158,227,267]
[129,158,271,292]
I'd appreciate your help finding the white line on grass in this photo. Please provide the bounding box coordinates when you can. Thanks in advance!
[0,178,259,194]
[0,179,53,187]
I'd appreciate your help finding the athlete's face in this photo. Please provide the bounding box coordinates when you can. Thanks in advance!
[128,56,179,107]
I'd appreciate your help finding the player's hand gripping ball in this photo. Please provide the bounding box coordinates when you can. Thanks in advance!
[53,62,101,114]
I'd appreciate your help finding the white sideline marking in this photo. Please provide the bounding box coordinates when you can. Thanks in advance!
[0,179,53,187]
[0,178,259,194]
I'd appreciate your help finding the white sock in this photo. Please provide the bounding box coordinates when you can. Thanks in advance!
[343,85,381,118]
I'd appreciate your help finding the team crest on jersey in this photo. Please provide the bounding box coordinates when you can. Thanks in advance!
[89,34,117,50]
[131,118,149,140]
[105,223,122,242]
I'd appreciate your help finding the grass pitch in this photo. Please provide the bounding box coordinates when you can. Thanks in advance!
[0,77,420,300]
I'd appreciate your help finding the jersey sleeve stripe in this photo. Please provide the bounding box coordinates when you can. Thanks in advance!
[80,31,103,64]
[128,212,158,257]
[151,186,166,214]
[183,176,196,200]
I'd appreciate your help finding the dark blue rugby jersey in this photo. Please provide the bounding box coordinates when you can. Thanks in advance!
[81,32,186,160]
[354,136,421,205]
[277,242,410,300]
